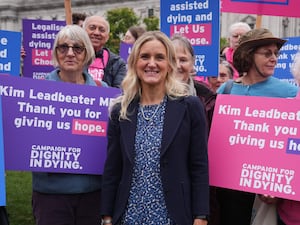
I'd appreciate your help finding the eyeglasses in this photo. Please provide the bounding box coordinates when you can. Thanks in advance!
[56,44,85,55]
[255,51,280,59]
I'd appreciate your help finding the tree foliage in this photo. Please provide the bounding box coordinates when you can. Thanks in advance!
[143,16,159,31]
[105,7,224,55]
[105,7,160,53]
[105,8,139,54]
[220,37,228,53]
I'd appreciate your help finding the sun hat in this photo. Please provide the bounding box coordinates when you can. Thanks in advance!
[233,28,286,74]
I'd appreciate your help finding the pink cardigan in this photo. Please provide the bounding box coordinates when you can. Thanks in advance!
[224,48,239,79]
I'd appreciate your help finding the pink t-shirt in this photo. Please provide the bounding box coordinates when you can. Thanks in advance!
[88,58,105,82]
[88,49,109,84]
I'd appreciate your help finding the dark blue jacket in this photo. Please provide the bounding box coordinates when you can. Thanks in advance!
[103,48,126,88]
[101,96,209,224]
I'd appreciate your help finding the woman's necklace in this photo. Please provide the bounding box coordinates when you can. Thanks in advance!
[141,104,160,121]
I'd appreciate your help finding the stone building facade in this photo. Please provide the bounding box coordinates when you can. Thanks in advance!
[1,0,300,39]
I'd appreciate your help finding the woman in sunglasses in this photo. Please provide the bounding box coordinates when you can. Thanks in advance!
[32,25,106,225]
[47,25,107,86]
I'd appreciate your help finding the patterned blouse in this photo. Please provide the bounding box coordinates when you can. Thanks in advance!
[122,97,174,225]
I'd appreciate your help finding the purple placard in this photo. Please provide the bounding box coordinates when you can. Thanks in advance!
[119,41,132,63]
[22,19,66,79]
[0,95,6,206]
[0,75,121,174]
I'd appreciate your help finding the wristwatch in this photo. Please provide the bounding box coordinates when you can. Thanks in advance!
[194,215,209,221]
[101,218,112,225]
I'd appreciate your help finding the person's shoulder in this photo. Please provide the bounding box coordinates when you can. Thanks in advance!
[269,77,298,90]
[167,96,205,115]
[194,79,212,91]
[83,71,97,86]
[182,95,203,107]
[194,79,216,98]
[267,77,298,97]
[180,96,206,118]
[109,99,123,120]
[110,101,121,114]
[45,69,59,81]
[104,48,123,61]
[216,82,226,94]
[217,79,237,94]
[104,48,114,56]
[100,81,109,87]
[104,48,126,68]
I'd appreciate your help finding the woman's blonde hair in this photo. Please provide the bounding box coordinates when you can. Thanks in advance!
[113,30,188,120]
[52,25,95,67]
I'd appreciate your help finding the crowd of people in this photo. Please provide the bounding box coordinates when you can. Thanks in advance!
[1,11,300,225]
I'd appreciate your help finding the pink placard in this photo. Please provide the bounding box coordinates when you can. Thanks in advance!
[31,49,52,66]
[170,24,212,46]
[71,119,107,137]
[209,94,300,201]
[221,0,300,18]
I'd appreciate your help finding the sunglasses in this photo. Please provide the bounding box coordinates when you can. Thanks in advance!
[255,50,280,59]
[56,44,85,55]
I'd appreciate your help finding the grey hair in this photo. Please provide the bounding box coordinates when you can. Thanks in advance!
[52,25,95,67]
[170,33,195,59]
[228,22,251,37]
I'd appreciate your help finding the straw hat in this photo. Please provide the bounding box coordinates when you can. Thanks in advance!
[233,28,286,74]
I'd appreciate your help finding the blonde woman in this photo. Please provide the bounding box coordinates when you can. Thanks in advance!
[101,31,209,225]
